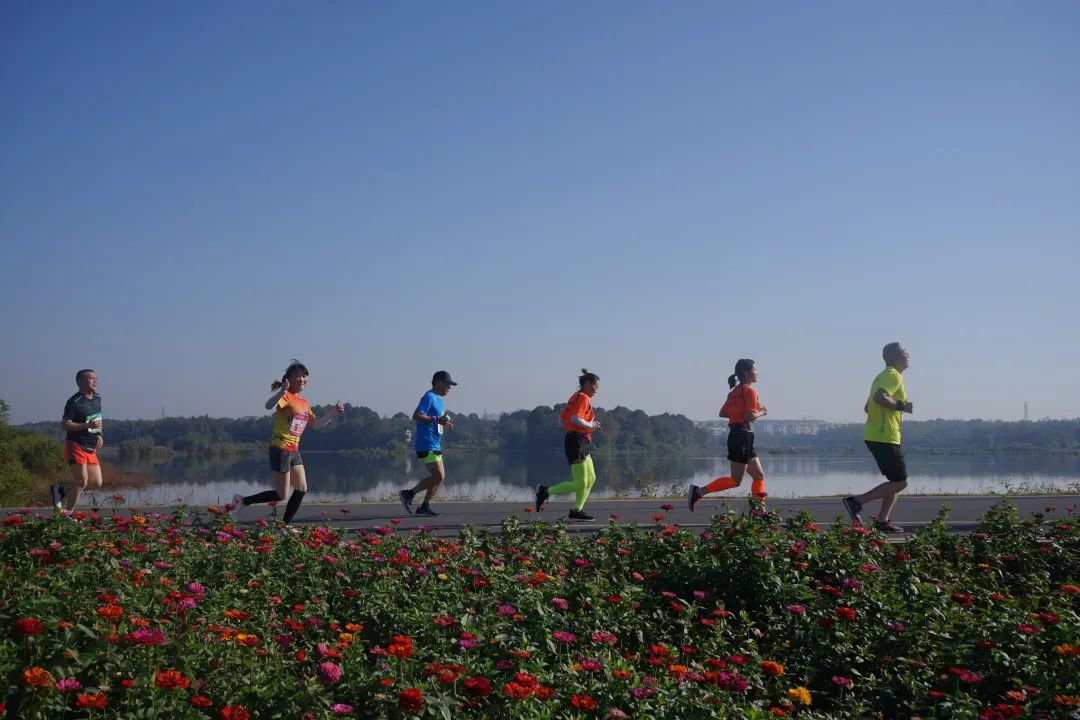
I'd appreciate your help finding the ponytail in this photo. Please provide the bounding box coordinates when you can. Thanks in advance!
[729,358,755,389]
[578,368,600,387]
[271,360,309,391]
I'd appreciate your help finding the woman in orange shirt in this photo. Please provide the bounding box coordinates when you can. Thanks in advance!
[690,358,767,511]
[534,369,603,521]
[230,360,343,527]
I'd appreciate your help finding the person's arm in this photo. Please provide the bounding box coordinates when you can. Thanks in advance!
[61,399,96,432]
[313,402,345,429]
[571,415,599,430]
[747,389,766,422]
[872,388,913,413]
[265,384,289,411]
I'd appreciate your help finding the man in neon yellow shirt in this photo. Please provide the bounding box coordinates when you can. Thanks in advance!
[842,343,913,533]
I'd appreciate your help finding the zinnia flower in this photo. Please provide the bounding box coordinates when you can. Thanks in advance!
[398,688,425,713]
[11,618,46,638]
[315,662,342,686]
[787,687,812,705]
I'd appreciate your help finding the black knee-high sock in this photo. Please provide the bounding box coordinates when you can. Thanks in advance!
[242,490,282,506]
[282,490,306,524]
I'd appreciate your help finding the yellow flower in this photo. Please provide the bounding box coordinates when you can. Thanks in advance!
[437,573,448,581]
[787,687,812,706]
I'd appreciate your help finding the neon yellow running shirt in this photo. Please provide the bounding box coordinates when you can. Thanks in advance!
[863,367,906,445]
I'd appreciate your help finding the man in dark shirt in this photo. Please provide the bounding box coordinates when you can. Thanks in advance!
[55,369,104,510]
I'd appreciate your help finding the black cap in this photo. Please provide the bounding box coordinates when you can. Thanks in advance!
[432,370,457,386]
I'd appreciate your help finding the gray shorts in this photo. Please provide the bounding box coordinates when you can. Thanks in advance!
[269,446,303,473]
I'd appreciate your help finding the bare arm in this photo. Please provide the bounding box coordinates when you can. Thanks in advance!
[62,418,89,432]
[313,402,345,429]
[749,407,767,422]
[265,386,288,411]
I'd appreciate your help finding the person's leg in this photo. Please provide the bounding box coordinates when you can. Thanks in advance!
[85,462,104,494]
[63,461,88,510]
[417,459,444,506]
[282,465,307,524]
[876,481,907,521]
[747,457,766,499]
[574,456,597,511]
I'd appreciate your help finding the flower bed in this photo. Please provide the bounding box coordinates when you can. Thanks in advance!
[0,501,1077,719]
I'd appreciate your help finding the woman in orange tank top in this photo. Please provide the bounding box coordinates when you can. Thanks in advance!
[689,358,767,511]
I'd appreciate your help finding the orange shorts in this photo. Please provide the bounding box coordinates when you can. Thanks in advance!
[65,441,100,466]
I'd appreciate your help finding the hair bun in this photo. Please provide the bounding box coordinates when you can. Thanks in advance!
[580,368,588,374]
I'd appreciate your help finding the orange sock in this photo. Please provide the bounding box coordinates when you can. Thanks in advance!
[751,478,766,498]
[704,476,737,494]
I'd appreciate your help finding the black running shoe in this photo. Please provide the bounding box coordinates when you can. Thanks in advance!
[842,496,863,526]
[568,509,595,521]
[534,484,549,512]
[415,504,439,517]
[875,520,904,533]
[50,483,64,510]
[688,484,704,512]
[399,489,415,515]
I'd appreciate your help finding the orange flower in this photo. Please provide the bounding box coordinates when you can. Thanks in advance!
[345,623,363,632]
[22,666,53,688]
[97,604,124,621]
[1054,643,1080,658]
[76,693,108,709]
[762,661,785,677]
[1055,695,1079,707]
[234,633,260,647]
[668,664,688,677]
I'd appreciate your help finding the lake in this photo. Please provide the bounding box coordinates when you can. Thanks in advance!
[86,451,1080,506]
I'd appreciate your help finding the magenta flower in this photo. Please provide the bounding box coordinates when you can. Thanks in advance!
[129,628,167,646]
[552,598,569,611]
[330,703,354,715]
[497,604,517,616]
[1017,624,1040,636]
[56,677,83,693]
[785,604,806,615]
[832,676,853,688]
[592,631,617,644]
[580,659,602,672]
[315,662,342,686]
[552,631,577,644]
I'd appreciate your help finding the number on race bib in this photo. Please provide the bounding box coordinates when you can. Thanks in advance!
[289,414,309,437]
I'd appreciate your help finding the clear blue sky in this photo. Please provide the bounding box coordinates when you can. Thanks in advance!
[3,1,1078,425]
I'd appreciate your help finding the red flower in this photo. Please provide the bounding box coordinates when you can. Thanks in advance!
[11,618,45,638]
[76,694,108,710]
[398,688,426,713]
[154,669,190,690]
[190,695,213,708]
[219,707,250,720]
[571,694,598,710]
[464,676,493,697]
[836,607,857,621]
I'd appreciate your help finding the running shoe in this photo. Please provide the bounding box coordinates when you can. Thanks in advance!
[875,520,904,534]
[841,496,863,526]
[50,483,64,510]
[399,489,415,515]
[568,509,595,521]
[415,503,439,517]
[229,493,245,522]
[534,484,549,512]
[688,484,704,512]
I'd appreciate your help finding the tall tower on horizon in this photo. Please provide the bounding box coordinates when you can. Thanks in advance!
[1023,402,1029,422]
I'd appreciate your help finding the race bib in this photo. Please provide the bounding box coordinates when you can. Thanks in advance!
[289,413,309,437]
[86,412,102,434]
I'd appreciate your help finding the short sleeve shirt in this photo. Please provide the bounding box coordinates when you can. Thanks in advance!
[415,390,446,452]
[560,391,595,439]
[63,392,102,451]
[270,391,316,451]
[720,385,760,426]
[864,367,906,444]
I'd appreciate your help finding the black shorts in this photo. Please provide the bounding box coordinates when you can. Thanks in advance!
[727,427,757,465]
[564,432,590,464]
[865,440,907,483]
[269,446,303,474]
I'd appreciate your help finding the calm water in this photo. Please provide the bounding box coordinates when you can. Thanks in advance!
[86,451,1080,506]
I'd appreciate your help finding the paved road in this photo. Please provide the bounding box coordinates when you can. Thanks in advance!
[7,495,1076,537]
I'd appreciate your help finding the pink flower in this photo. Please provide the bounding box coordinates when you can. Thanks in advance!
[552,598,569,611]
[832,676,853,688]
[129,628,167,646]
[497,605,517,616]
[552,631,577,644]
[315,662,342,686]
[785,604,806,615]
[1017,624,1040,636]
[330,704,353,715]
[56,677,83,693]
[580,659,602,672]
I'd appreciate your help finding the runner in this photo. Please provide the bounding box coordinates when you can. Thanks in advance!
[534,369,603,521]
[842,343,912,533]
[55,369,104,510]
[230,361,344,526]
[399,371,457,518]
[689,359,767,511]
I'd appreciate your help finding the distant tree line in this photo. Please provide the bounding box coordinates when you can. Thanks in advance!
[14,404,713,457]
[1,398,65,505]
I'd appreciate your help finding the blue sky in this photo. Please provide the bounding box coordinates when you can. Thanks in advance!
[2,1,1078,424]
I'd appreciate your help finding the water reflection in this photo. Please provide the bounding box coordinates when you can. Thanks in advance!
[93,451,1080,506]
